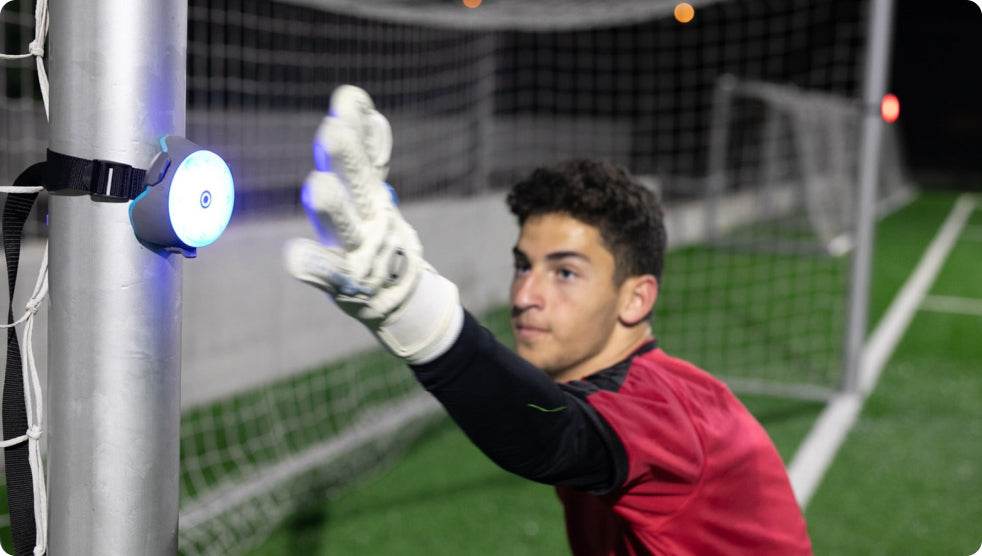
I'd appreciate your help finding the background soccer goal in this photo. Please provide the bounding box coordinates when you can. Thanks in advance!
[0,0,910,554]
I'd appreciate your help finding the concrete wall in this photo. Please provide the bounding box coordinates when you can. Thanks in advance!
[181,192,517,408]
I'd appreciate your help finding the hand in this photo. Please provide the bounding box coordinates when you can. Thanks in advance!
[284,85,463,364]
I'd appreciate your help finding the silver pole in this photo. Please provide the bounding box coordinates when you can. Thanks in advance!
[46,0,186,554]
[705,74,735,243]
[844,0,896,392]
[473,32,496,193]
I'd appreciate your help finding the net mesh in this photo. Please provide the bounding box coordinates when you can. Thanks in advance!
[1,3,48,238]
[654,75,912,398]
[186,3,499,212]
[0,0,913,553]
[185,0,881,214]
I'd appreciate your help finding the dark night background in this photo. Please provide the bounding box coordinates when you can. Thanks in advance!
[893,0,982,190]
[4,0,982,192]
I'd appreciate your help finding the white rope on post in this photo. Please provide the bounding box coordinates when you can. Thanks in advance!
[0,243,50,555]
[1,1,51,553]
[0,0,50,117]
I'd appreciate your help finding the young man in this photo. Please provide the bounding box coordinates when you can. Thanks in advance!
[285,86,813,555]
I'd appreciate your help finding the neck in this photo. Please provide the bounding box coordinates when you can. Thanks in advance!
[553,324,653,383]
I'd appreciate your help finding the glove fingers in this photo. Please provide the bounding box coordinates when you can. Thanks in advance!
[318,121,379,221]
[363,110,392,181]
[302,171,364,251]
[284,238,370,296]
[319,87,392,221]
[329,85,392,175]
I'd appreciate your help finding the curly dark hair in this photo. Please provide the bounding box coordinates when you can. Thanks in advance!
[506,158,666,285]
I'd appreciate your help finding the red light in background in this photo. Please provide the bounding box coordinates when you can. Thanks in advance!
[881,93,900,123]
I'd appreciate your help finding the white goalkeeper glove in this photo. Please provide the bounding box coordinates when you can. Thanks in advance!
[284,85,464,365]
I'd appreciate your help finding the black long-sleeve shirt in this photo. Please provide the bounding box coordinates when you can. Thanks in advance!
[410,310,634,494]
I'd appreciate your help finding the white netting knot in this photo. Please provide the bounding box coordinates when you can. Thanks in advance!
[28,40,44,58]
[26,426,43,440]
[25,297,42,316]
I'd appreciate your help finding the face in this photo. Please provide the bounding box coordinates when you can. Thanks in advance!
[510,213,627,382]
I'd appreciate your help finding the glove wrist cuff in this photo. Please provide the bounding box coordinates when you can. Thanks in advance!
[375,270,464,365]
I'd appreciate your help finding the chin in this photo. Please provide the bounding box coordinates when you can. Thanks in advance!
[514,345,543,367]
[513,343,534,363]
[514,347,563,378]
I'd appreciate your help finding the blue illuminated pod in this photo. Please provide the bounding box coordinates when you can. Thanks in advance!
[169,149,234,247]
[131,136,235,257]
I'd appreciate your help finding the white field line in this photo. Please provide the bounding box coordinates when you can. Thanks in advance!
[920,295,982,317]
[787,194,977,509]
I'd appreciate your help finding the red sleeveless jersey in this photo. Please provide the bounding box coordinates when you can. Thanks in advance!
[557,348,813,556]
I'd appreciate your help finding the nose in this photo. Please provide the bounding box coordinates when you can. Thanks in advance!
[511,270,543,314]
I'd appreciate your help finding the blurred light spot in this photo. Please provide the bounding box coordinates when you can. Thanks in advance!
[675,3,695,23]
[881,93,900,123]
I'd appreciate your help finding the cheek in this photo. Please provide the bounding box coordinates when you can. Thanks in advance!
[582,290,622,332]
[555,289,616,335]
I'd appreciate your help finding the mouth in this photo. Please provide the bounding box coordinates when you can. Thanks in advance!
[512,321,547,342]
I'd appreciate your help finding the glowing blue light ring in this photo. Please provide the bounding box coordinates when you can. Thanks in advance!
[168,150,234,248]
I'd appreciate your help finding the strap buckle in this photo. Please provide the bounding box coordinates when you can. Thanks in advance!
[90,158,142,200]
[46,149,148,201]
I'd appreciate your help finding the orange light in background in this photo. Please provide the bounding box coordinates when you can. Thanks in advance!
[674,2,695,23]
[463,0,481,8]
[881,93,900,123]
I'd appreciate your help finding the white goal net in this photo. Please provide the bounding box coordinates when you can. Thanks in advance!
[705,75,911,257]
[658,73,912,400]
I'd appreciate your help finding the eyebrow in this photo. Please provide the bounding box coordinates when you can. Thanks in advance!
[512,246,591,263]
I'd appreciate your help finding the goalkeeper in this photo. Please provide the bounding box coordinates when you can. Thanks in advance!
[285,85,813,555]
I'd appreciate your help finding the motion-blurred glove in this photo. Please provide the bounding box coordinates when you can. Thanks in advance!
[284,85,463,364]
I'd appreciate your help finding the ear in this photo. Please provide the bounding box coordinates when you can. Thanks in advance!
[618,275,658,327]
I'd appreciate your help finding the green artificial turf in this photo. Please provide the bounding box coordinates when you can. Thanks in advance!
[805,192,982,555]
[246,394,825,556]
[252,420,568,556]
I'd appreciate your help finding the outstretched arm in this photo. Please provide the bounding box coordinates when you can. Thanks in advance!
[284,85,625,493]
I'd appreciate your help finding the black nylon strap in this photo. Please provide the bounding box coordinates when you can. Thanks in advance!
[2,161,44,556]
[46,148,147,200]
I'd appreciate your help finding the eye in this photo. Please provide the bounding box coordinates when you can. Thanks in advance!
[557,268,577,281]
[513,260,531,276]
